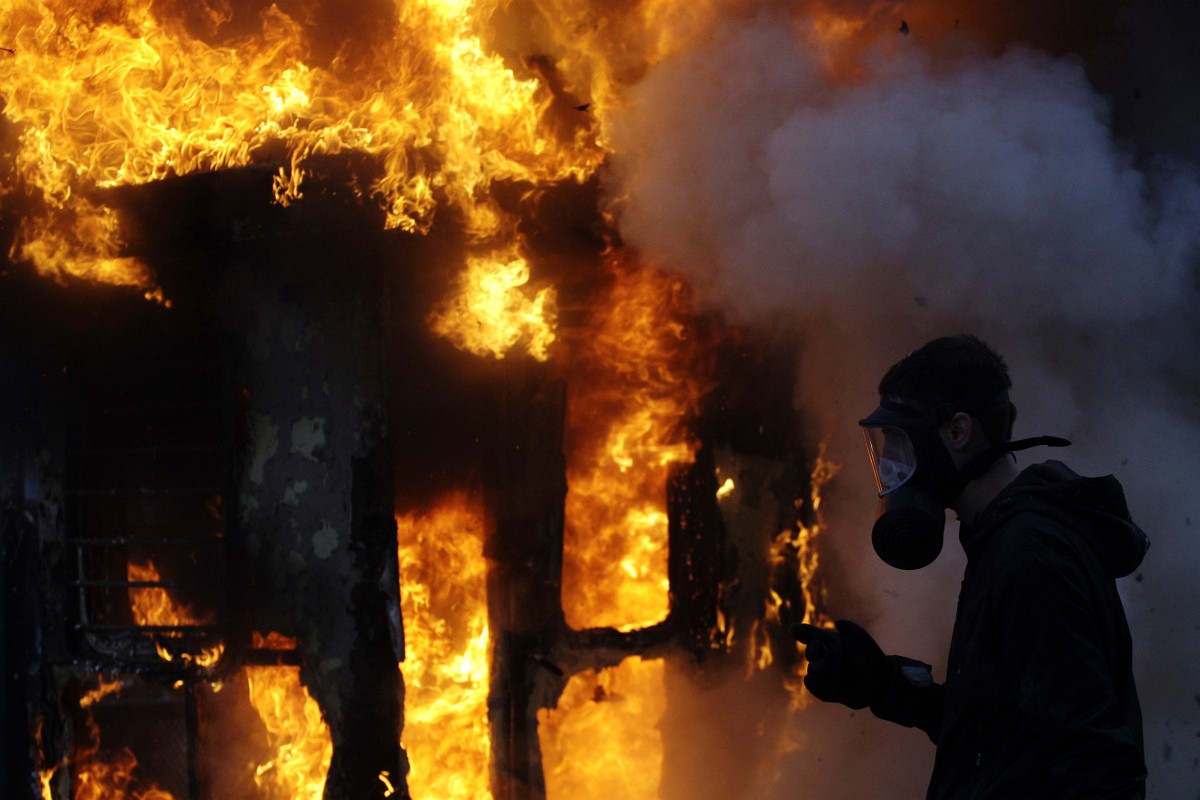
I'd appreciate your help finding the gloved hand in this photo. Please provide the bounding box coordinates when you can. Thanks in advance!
[790,619,890,710]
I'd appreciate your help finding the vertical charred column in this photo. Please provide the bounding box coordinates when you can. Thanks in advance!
[667,444,725,661]
[483,368,567,800]
[324,435,407,798]
[217,190,406,800]
[0,308,47,800]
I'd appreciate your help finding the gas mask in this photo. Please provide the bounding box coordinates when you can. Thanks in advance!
[859,396,1068,570]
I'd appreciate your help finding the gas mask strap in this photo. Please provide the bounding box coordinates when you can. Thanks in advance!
[959,435,1071,483]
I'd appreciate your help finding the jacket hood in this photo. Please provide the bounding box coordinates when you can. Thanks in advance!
[965,459,1150,577]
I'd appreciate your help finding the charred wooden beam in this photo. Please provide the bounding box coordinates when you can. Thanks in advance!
[482,370,567,800]
[322,440,408,799]
[667,444,725,662]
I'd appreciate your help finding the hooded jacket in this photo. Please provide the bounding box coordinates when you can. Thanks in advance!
[876,460,1149,799]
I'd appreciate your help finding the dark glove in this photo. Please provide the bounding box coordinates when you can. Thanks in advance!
[790,619,890,709]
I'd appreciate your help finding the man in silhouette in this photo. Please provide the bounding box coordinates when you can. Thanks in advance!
[793,334,1147,799]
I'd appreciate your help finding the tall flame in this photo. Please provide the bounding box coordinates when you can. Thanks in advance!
[773,448,838,705]
[783,447,837,633]
[396,493,492,800]
[561,261,708,631]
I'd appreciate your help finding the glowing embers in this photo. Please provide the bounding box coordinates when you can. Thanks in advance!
[245,634,333,800]
[429,250,558,362]
[538,656,666,799]
[396,493,493,800]
[562,264,707,631]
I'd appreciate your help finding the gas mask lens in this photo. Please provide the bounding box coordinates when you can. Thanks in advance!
[862,425,916,496]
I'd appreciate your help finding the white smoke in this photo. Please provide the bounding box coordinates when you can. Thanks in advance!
[604,9,1200,799]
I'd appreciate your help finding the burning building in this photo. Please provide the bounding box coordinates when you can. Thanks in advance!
[2,1,1199,799]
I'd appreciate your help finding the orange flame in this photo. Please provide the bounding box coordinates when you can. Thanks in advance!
[4,1,849,792]
[396,493,492,800]
[78,675,126,709]
[534,261,712,799]
[773,447,838,704]
[72,745,175,800]
[59,678,176,800]
[0,0,605,291]
[538,656,666,799]
[561,262,708,631]
[429,249,557,362]
[126,559,224,667]
[36,716,58,800]
[245,634,333,800]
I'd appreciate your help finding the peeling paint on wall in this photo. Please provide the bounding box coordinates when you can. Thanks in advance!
[292,417,328,461]
[312,521,338,559]
[284,480,309,506]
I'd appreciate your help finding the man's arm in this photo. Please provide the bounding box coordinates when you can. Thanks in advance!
[792,621,944,742]
[870,655,944,742]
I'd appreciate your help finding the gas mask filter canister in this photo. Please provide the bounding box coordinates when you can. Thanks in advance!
[870,484,946,570]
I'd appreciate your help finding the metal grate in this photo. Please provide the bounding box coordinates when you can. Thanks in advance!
[63,331,235,678]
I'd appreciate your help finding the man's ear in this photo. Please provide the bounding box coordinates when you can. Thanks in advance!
[945,411,975,452]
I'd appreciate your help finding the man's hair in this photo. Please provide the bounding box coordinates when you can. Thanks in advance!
[878,334,1015,445]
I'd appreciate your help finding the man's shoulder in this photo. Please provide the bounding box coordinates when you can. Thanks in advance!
[978,507,1096,579]
[980,461,1148,579]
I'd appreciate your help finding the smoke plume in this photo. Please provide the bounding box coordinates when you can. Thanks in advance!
[604,6,1200,798]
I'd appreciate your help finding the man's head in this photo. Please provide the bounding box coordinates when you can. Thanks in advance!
[858,334,1017,569]
[861,335,1069,570]
[877,333,1015,453]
